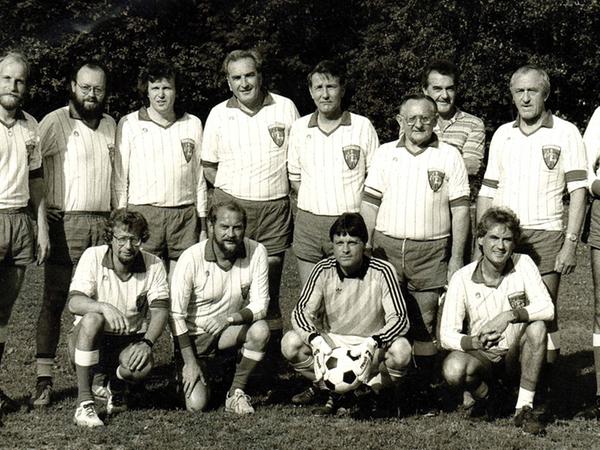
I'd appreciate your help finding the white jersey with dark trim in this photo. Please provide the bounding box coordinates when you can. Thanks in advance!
[288,111,379,215]
[40,105,116,212]
[480,113,587,230]
[201,92,299,201]
[115,108,207,216]
[363,136,470,240]
[291,256,409,347]
[0,110,40,209]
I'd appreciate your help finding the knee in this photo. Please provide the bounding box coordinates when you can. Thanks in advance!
[281,330,307,361]
[442,352,469,387]
[246,320,270,348]
[385,338,412,369]
[79,312,105,334]
[185,382,210,413]
[525,321,547,347]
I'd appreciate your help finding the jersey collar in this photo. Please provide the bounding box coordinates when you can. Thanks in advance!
[204,239,248,271]
[138,106,183,129]
[0,109,26,129]
[68,101,104,130]
[396,133,440,156]
[226,91,274,117]
[512,110,554,135]
[307,110,351,136]
[471,256,516,288]
[335,256,370,281]
[101,247,147,280]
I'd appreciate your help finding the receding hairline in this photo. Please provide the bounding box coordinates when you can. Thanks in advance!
[0,53,30,79]
[509,66,550,93]
[400,97,437,115]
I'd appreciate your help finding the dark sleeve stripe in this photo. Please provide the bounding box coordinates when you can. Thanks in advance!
[176,332,192,349]
[200,160,218,169]
[449,196,470,208]
[481,178,498,189]
[29,167,43,179]
[362,190,382,207]
[565,169,587,183]
[292,258,336,333]
[370,260,409,344]
[149,298,169,309]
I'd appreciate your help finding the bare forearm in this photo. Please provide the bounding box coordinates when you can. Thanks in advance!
[566,188,587,236]
[68,293,103,316]
[476,195,493,222]
[145,306,169,343]
[450,205,469,261]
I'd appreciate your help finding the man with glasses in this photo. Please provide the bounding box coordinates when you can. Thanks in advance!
[0,51,50,418]
[360,93,470,407]
[68,209,169,427]
[31,62,117,407]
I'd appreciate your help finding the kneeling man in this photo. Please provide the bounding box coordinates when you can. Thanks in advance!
[282,213,411,416]
[169,201,270,414]
[68,209,170,427]
[440,207,554,435]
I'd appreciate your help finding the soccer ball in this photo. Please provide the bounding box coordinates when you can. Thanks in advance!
[323,347,362,394]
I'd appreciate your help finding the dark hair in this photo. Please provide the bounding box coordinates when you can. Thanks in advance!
[329,212,368,244]
[476,207,522,247]
[70,62,107,83]
[399,92,438,114]
[103,209,150,244]
[208,200,247,228]
[307,60,346,87]
[137,59,178,104]
[421,59,459,89]
[222,49,263,75]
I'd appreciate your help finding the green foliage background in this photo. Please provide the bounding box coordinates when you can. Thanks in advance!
[3,0,600,141]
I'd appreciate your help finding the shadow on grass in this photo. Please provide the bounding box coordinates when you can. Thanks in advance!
[550,350,595,419]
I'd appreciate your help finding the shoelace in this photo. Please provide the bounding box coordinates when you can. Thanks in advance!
[83,403,97,417]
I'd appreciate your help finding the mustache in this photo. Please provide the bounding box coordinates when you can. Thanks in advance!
[0,93,22,99]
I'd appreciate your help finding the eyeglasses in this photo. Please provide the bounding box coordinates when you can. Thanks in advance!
[113,235,142,247]
[401,115,434,126]
[75,82,105,96]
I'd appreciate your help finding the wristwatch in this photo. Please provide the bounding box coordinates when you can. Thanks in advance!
[565,232,578,243]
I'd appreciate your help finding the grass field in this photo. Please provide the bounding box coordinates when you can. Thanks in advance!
[2,246,600,449]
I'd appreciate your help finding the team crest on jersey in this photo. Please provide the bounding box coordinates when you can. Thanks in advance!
[107,144,115,165]
[343,145,361,170]
[181,139,195,163]
[508,291,529,309]
[427,169,445,192]
[241,283,251,301]
[268,123,286,147]
[542,145,561,169]
[25,139,36,165]
[136,292,149,315]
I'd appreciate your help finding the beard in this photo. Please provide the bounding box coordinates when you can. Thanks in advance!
[215,238,243,259]
[70,91,105,121]
[0,93,22,111]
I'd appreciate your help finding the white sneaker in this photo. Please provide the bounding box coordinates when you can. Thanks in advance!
[225,389,255,414]
[73,401,104,427]
[92,384,111,402]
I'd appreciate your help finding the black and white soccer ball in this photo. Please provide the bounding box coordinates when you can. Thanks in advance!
[323,346,362,394]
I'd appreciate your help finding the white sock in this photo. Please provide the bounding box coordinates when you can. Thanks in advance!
[515,387,535,410]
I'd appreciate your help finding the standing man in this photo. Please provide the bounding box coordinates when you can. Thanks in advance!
[202,49,298,355]
[360,93,470,396]
[0,51,50,415]
[68,209,169,427]
[32,62,117,407]
[169,201,270,414]
[288,60,379,288]
[440,207,553,435]
[115,60,207,277]
[477,65,587,399]
[282,213,411,417]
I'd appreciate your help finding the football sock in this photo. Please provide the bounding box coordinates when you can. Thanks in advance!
[74,349,99,405]
[593,334,600,396]
[515,387,535,410]
[291,355,316,381]
[546,331,561,365]
[36,358,54,380]
[471,381,489,401]
[229,348,264,395]
[413,354,437,386]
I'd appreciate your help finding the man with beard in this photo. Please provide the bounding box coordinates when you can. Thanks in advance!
[0,51,50,417]
[169,201,270,414]
[31,62,117,407]
[115,60,207,279]
[68,209,169,427]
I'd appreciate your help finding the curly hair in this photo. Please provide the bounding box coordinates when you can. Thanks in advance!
[476,207,522,247]
[103,208,150,244]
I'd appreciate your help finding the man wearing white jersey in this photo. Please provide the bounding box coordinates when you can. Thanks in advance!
[0,52,49,418]
[360,93,470,399]
[288,60,379,288]
[115,60,207,276]
[68,209,169,427]
[169,201,270,415]
[282,213,411,417]
[32,62,117,407]
[202,49,298,356]
[441,207,552,435]
[477,65,587,401]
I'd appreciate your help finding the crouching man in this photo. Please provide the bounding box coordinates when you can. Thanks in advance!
[440,207,554,435]
[282,213,411,417]
[68,209,170,427]
[169,201,270,414]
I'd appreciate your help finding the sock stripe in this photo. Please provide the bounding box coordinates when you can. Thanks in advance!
[74,349,99,367]
[547,331,561,350]
[593,333,600,347]
[242,348,265,362]
[291,355,314,371]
